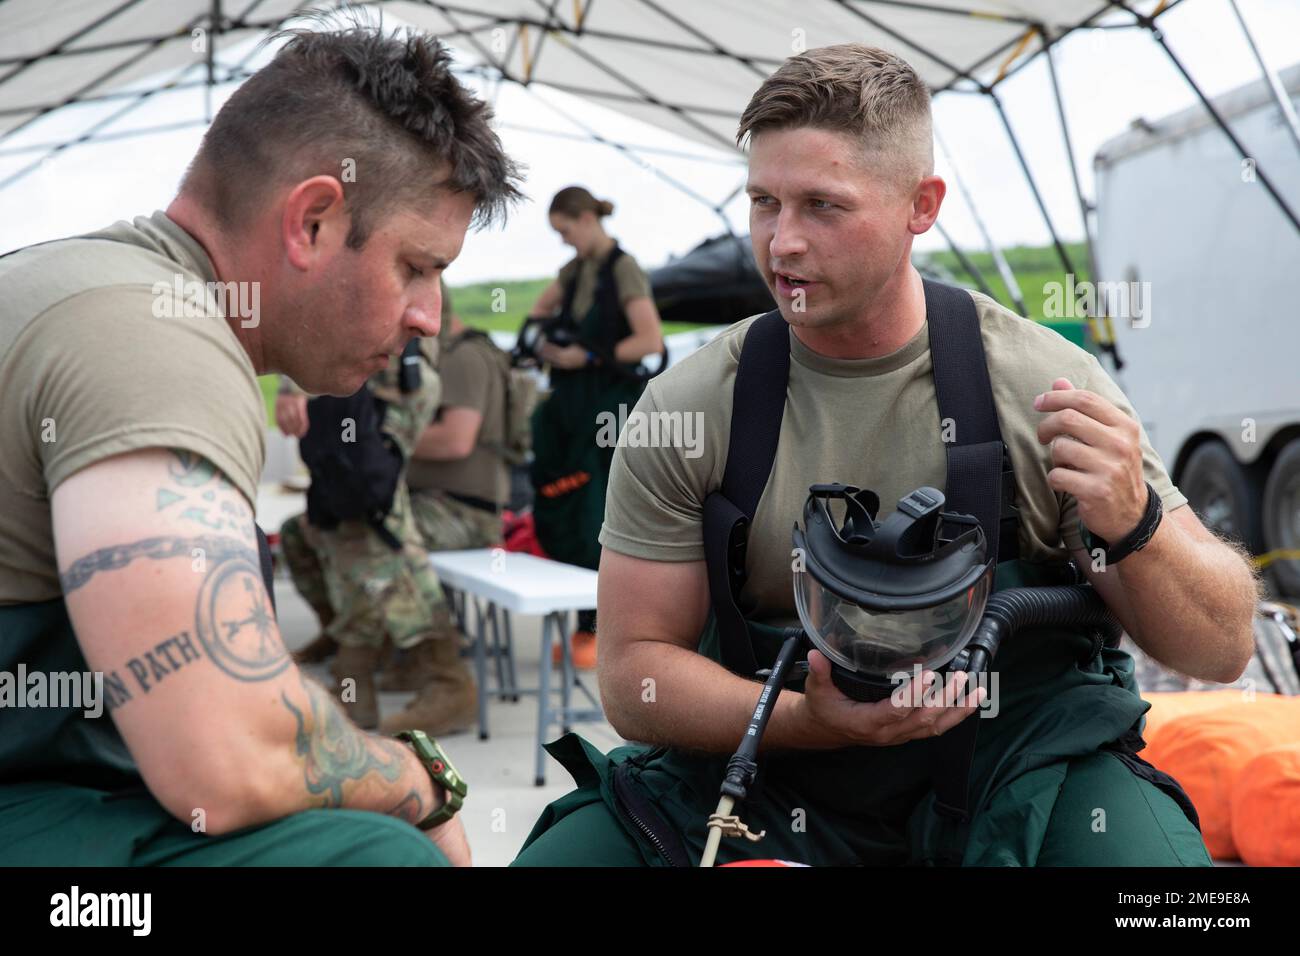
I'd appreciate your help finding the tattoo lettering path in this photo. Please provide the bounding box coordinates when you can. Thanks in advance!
[103,631,204,709]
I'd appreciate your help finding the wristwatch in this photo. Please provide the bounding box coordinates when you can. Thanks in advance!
[1088,481,1164,565]
[393,730,467,829]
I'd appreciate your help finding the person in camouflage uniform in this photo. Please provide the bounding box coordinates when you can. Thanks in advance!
[371,292,510,731]
[409,483,503,552]
[406,293,509,554]
[279,339,475,733]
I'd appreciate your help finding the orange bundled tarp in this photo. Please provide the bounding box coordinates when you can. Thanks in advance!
[1141,692,1300,863]
[1232,744,1300,867]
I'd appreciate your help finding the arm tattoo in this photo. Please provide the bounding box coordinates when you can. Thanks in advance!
[282,675,426,821]
[386,789,428,825]
[63,533,289,687]
[59,534,253,593]
[155,450,255,538]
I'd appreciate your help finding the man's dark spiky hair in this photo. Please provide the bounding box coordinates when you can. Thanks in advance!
[185,13,523,245]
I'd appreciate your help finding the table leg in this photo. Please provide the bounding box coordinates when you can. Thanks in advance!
[503,610,519,702]
[535,612,556,787]
[445,585,464,633]
[559,609,576,735]
[473,598,490,741]
[489,604,507,701]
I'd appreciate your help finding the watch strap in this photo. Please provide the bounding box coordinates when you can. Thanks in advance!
[1091,481,1163,565]
[394,731,466,830]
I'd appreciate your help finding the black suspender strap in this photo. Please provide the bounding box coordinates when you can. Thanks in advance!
[924,279,1020,565]
[702,310,790,677]
[720,310,790,519]
[922,280,1018,824]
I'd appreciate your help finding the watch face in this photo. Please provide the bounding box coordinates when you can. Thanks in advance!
[425,740,467,798]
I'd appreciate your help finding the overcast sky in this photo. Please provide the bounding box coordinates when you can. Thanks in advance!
[1,0,1297,284]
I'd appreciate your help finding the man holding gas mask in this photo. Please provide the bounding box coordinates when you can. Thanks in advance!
[514,44,1258,867]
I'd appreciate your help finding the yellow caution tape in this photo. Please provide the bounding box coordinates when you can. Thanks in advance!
[1254,550,1300,570]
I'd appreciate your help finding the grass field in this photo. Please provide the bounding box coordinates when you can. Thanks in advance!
[922,240,1093,326]
[445,239,1094,336]
[446,277,717,335]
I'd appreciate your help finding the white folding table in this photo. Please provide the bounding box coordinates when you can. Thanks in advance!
[427,549,602,786]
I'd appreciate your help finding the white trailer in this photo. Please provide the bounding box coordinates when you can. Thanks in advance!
[1094,62,1300,595]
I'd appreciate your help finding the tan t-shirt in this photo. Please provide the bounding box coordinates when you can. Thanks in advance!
[0,212,265,604]
[557,245,652,319]
[407,331,509,506]
[599,290,1185,625]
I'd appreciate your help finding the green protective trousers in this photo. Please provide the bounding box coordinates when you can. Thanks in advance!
[529,370,642,571]
[513,561,1214,867]
[512,742,1209,867]
[0,594,447,867]
[530,287,645,572]
[0,780,448,866]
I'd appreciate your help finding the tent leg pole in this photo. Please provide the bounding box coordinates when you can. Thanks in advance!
[1226,0,1300,157]
[1042,30,1099,286]
[988,90,1077,277]
[1110,1,1300,234]
[934,222,999,303]
[206,0,221,124]
[935,128,1028,316]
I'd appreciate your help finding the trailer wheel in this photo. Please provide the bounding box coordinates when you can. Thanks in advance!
[1263,439,1300,597]
[1180,442,1264,553]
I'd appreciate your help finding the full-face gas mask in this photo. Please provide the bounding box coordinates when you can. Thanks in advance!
[791,484,994,702]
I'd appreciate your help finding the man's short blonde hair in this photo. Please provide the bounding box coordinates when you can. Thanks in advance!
[737,44,934,188]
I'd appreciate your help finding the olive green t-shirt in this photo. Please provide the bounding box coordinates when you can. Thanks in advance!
[0,212,265,605]
[407,331,509,506]
[599,290,1185,625]
[557,245,652,319]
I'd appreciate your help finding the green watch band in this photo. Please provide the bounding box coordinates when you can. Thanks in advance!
[394,730,467,830]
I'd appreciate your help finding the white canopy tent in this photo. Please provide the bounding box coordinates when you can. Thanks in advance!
[2,0,1296,312]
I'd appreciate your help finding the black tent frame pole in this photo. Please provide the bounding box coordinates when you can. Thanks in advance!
[525,83,739,236]
[857,0,1036,27]
[1108,0,1300,235]
[947,0,1191,95]
[0,59,208,191]
[205,0,221,123]
[431,0,735,151]
[0,0,284,193]
[987,89,1076,277]
[831,0,1064,309]
[0,20,559,121]
[0,119,212,155]
[935,127,1028,315]
[0,0,148,85]
[1227,0,1300,156]
[519,0,566,84]
[634,0,768,79]
[0,5,214,146]
[934,221,997,302]
[418,1,782,67]
[831,0,973,87]
[1040,24,1097,283]
[427,0,739,232]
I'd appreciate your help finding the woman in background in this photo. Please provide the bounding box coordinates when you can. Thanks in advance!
[526,186,664,669]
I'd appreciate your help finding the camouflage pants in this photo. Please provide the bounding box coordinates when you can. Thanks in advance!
[280,493,447,651]
[410,489,502,552]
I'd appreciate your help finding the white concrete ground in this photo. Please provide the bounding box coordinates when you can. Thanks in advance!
[273,574,626,867]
